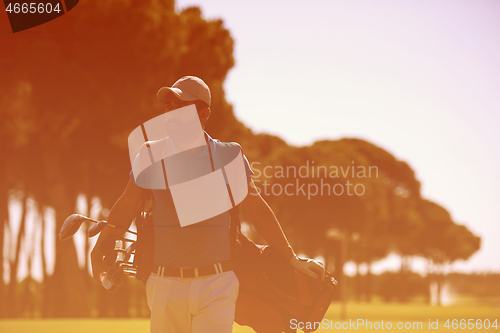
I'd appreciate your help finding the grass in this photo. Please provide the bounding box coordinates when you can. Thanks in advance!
[0,302,498,332]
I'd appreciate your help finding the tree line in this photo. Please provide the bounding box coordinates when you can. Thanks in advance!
[0,0,479,317]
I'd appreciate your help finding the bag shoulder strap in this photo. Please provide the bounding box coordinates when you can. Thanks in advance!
[208,139,244,258]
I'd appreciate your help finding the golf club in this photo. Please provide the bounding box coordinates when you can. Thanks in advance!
[59,213,137,241]
[59,214,97,241]
[88,220,138,238]
[98,236,136,256]
[126,242,137,257]
[60,214,141,292]
[88,221,107,238]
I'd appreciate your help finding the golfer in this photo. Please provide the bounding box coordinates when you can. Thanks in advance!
[91,76,325,333]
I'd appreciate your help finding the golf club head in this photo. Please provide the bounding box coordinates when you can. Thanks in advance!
[59,214,97,241]
[117,242,135,262]
[126,243,136,256]
[88,221,108,238]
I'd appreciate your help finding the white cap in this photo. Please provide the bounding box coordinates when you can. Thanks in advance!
[157,76,211,106]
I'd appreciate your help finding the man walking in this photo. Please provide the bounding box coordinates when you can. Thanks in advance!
[91,76,325,332]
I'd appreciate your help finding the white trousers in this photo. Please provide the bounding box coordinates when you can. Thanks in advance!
[146,270,239,333]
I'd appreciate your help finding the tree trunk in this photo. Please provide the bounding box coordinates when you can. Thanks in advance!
[425,259,432,305]
[40,210,49,317]
[354,262,361,303]
[366,262,372,303]
[436,264,442,306]
[398,256,410,303]
[339,235,348,319]
[83,195,91,284]
[328,240,341,301]
[22,241,35,317]
[436,279,442,306]
[45,198,89,317]
[42,150,88,317]
[0,190,8,318]
[7,194,28,317]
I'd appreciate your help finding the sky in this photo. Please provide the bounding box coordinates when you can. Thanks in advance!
[175,0,500,273]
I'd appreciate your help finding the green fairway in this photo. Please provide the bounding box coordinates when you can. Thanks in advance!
[0,319,256,333]
[1,302,498,332]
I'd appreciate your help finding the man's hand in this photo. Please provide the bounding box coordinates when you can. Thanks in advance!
[100,261,125,292]
[90,236,126,292]
[90,234,119,283]
[90,178,145,283]
[290,256,326,281]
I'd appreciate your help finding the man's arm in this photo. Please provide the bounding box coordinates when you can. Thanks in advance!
[91,178,145,282]
[240,180,325,280]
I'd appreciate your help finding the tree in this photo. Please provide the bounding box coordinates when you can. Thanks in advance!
[418,200,480,305]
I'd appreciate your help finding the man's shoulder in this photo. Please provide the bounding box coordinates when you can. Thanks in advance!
[206,132,242,150]
[211,139,244,165]
[213,140,243,154]
[213,140,242,150]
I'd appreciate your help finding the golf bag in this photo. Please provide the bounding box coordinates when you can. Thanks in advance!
[229,207,337,333]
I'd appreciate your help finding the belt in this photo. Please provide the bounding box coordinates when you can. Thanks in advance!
[152,260,233,278]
